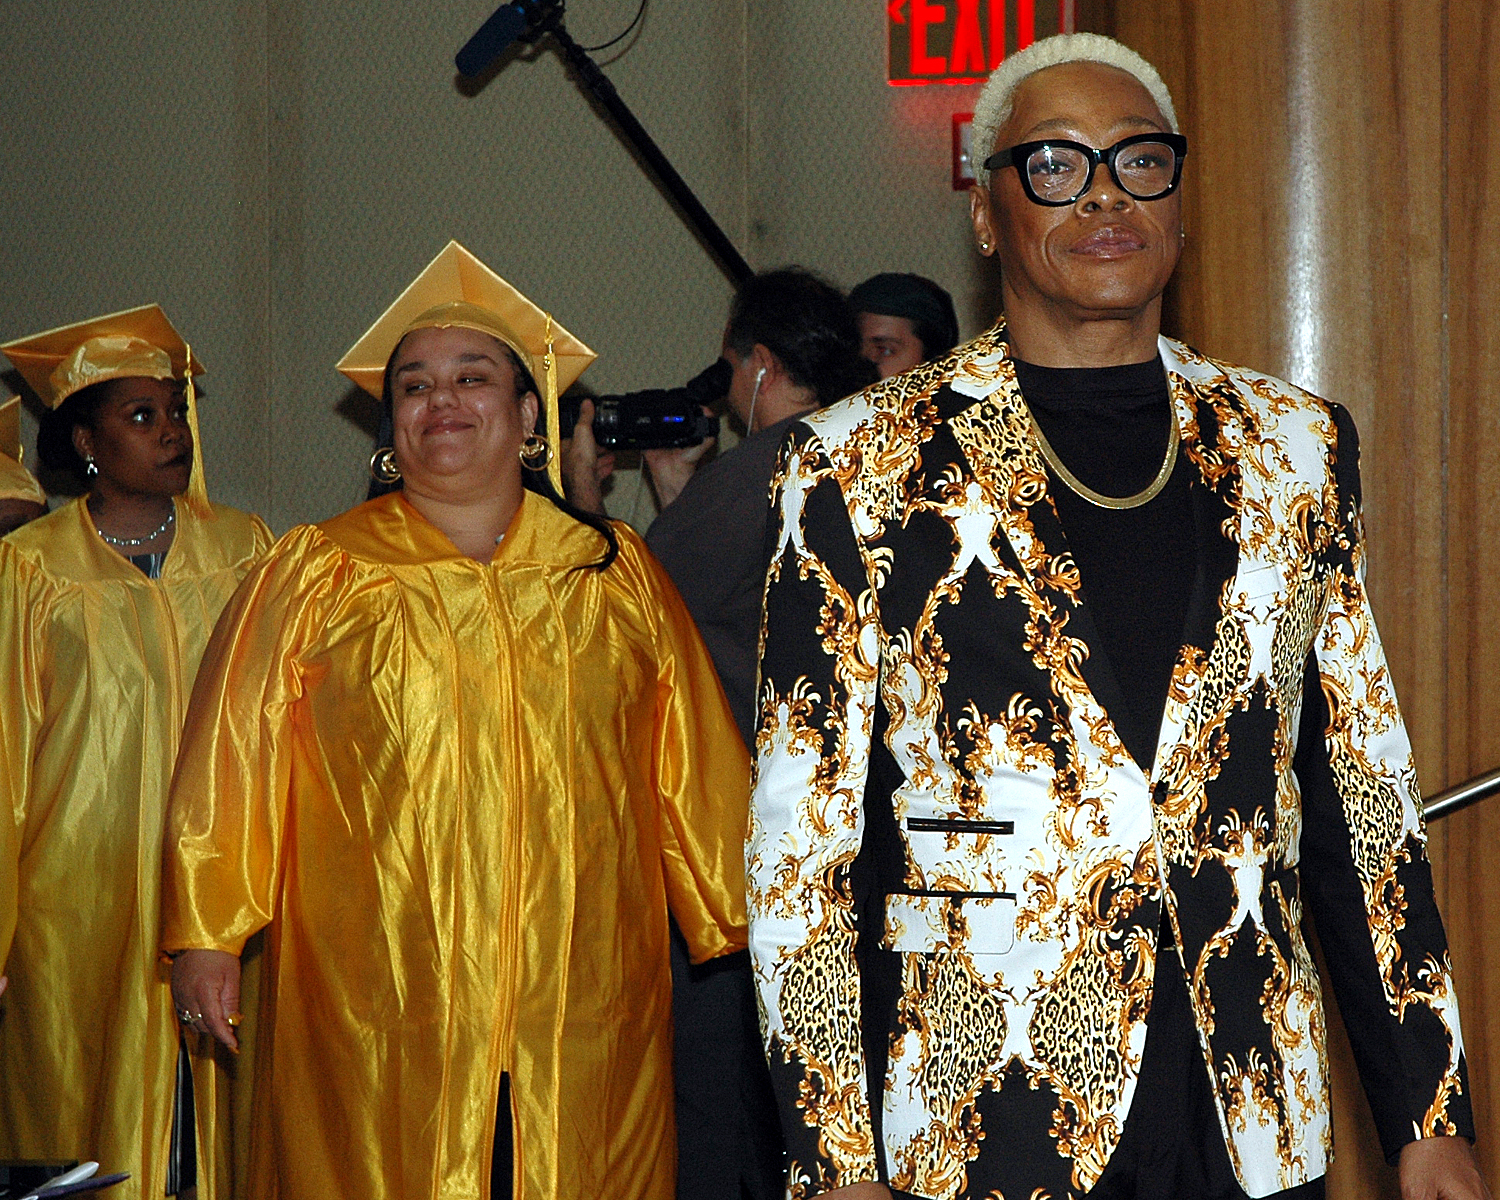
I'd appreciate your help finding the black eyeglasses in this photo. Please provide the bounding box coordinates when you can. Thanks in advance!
[983,132,1189,206]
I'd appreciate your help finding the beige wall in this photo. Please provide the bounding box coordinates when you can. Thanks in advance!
[0,2,993,532]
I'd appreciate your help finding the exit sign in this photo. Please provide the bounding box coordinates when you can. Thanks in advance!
[888,0,1075,86]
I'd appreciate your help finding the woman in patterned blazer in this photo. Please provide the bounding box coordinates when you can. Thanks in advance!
[748,32,1489,1200]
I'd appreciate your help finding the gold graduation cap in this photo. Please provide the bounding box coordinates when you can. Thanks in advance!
[2,304,203,409]
[1,304,210,515]
[0,395,45,506]
[337,240,596,494]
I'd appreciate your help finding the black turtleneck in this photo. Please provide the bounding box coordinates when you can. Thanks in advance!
[1013,356,1195,772]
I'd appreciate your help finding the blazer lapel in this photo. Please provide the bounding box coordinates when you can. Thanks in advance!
[1014,440,1142,772]
[1149,337,1245,788]
[945,328,1145,784]
[946,328,1249,795]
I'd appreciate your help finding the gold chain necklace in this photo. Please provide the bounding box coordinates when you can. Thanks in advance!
[1025,401,1180,510]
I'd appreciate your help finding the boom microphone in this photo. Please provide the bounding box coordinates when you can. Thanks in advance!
[451,0,754,282]
[455,1,557,78]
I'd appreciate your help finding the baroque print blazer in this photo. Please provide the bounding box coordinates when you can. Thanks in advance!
[747,325,1471,1200]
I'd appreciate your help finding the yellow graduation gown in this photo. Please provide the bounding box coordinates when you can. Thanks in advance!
[0,496,273,1198]
[160,490,750,1200]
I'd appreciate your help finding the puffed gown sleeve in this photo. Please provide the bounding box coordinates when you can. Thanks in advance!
[627,532,752,966]
[162,528,333,955]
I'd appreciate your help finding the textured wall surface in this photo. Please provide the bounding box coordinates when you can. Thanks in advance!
[0,2,993,532]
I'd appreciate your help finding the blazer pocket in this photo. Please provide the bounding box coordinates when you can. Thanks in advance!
[906,817,1014,835]
[882,891,1017,956]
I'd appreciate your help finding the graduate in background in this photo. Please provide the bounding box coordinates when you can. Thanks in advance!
[162,242,750,1200]
[0,396,45,1005]
[0,395,47,535]
[0,306,273,1199]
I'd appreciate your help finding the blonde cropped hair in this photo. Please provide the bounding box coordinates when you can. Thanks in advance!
[971,33,1179,187]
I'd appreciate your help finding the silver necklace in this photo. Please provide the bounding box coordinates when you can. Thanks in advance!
[96,506,175,548]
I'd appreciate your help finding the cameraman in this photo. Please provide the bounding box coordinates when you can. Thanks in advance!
[562,268,875,1200]
[565,268,874,739]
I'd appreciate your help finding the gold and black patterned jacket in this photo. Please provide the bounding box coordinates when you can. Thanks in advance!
[748,325,1471,1200]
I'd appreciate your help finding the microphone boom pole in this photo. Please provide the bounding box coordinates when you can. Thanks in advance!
[458,2,754,285]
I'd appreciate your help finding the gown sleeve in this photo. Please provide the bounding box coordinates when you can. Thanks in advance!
[624,531,752,966]
[0,545,48,971]
[161,528,333,956]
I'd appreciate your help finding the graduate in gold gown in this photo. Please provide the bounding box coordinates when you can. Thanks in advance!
[0,396,47,1001]
[163,242,751,1200]
[0,393,38,1001]
[0,395,47,536]
[0,306,273,1197]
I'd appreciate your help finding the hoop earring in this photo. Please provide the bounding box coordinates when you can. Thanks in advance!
[85,456,99,477]
[519,433,552,471]
[369,446,401,484]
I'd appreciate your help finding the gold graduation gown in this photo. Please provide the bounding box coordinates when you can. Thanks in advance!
[0,497,273,1198]
[160,490,750,1200]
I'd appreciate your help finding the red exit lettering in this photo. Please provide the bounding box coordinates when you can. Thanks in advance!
[910,0,949,75]
[888,0,1071,86]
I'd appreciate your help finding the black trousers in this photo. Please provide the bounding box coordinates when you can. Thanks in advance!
[166,1038,197,1195]
[670,924,785,1200]
[1083,929,1325,1200]
[491,1073,512,1200]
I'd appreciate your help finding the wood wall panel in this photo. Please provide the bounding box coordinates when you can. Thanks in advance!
[1436,0,1500,1188]
[1074,4,1497,1196]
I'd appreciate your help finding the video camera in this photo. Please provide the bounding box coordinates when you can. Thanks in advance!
[557,359,728,451]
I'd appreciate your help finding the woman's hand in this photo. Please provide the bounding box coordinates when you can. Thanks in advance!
[170,949,242,1052]
[642,420,716,510]
[1399,1136,1492,1199]
[559,398,615,517]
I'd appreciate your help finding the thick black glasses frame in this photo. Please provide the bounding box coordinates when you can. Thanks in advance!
[983,132,1189,206]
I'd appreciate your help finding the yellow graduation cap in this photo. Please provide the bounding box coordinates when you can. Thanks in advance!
[2,304,204,409]
[337,240,596,495]
[0,395,45,506]
[1,304,210,516]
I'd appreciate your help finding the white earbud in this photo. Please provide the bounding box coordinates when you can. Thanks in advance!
[747,366,768,433]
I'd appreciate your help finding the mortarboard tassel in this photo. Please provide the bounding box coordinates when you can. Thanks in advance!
[543,313,562,496]
[182,344,213,518]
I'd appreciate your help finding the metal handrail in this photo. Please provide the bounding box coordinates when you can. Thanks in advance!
[1423,767,1500,823]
